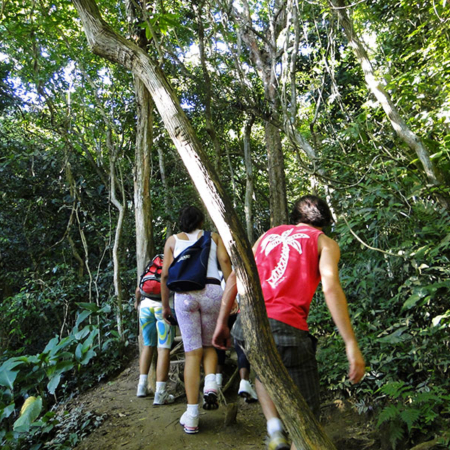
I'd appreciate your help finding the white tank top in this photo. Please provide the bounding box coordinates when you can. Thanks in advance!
[173,230,221,281]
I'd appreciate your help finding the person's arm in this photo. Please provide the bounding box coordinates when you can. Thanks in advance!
[161,235,175,323]
[134,286,141,310]
[213,233,266,349]
[212,271,238,349]
[214,233,232,282]
[318,234,365,384]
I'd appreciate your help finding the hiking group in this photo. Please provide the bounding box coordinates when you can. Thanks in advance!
[134,196,365,450]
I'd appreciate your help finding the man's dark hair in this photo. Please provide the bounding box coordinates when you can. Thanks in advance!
[178,206,205,233]
[290,195,333,227]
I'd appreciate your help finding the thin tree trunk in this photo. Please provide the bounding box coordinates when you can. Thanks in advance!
[108,129,126,339]
[157,145,173,238]
[73,1,335,447]
[265,121,288,226]
[133,77,155,278]
[329,0,446,191]
[196,1,222,173]
[243,116,255,243]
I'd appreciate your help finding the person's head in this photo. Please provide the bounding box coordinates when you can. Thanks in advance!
[290,195,333,228]
[178,205,205,233]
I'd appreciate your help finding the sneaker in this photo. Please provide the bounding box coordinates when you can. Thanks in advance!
[238,379,258,403]
[180,411,199,434]
[203,378,218,409]
[153,390,175,405]
[136,383,147,397]
[267,431,290,450]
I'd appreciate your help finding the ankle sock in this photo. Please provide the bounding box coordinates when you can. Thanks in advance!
[267,418,284,436]
[216,373,223,387]
[205,373,216,384]
[156,381,166,392]
[139,374,148,385]
[187,404,199,417]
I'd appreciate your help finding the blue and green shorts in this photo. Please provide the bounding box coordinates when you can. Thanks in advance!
[139,301,175,349]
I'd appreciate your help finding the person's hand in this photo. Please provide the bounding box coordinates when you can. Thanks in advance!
[163,306,175,325]
[212,324,231,350]
[346,341,365,384]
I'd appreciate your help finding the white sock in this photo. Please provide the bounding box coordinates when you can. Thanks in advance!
[267,418,284,436]
[187,404,199,417]
[156,381,166,392]
[205,373,216,383]
[139,374,148,385]
[216,373,223,387]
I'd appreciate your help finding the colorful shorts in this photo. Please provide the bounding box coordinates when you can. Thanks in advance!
[139,303,175,349]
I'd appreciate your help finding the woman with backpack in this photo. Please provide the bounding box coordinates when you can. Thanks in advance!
[161,205,232,434]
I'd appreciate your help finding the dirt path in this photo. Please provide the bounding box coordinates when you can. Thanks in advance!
[72,347,376,450]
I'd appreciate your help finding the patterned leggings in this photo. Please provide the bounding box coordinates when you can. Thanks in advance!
[175,284,223,352]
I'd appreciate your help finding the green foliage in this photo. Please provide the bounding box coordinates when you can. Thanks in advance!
[376,382,450,449]
[0,303,130,449]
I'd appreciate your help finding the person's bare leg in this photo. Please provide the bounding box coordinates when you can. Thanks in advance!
[184,347,203,404]
[140,345,154,375]
[202,346,218,375]
[156,347,170,382]
[255,379,279,420]
[255,379,290,449]
[240,367,250,380]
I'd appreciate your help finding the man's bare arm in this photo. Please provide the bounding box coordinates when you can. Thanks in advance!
[319,234,365,384]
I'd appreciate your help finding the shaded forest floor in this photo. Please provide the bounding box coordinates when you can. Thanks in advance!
[68,345,378,450]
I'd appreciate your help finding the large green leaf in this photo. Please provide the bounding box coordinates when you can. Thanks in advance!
[13,396,43,432]
[0,366,20,390]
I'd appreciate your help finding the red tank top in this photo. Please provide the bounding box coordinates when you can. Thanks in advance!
[254,224,323,331]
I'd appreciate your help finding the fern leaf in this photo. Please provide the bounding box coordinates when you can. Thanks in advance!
[377,404,400,427]
[389,422,404,450]
[400,408,421,433]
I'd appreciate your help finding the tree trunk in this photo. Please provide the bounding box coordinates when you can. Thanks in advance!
[73,1,336,447]
[133,77,155,279]
[157,145,173,238]
[265,121,288,226]
[108,130,126,339]
[243,116,255,243]
[329,0,446,191]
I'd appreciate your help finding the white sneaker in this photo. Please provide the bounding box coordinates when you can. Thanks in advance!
[153,390,175,405]
[238,379,258,402]
[203,378,218,409]
[136,383,147,397]
[180,411,199,434]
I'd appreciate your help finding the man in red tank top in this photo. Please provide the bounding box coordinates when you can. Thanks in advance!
[213,196,365,450]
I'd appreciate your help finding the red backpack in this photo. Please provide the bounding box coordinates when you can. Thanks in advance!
[139,254,163,299]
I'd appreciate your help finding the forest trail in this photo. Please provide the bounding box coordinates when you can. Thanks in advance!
[69,346,376,450]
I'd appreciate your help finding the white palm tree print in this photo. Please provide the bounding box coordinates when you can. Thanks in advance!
[260,229,310,288]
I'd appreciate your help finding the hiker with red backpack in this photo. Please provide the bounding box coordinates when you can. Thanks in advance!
[135,255,177,405]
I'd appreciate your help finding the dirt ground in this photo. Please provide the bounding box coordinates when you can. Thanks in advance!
[71,345,377,450]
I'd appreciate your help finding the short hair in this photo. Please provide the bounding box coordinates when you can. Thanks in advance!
[178,206,205,233]
[290,195,332,227]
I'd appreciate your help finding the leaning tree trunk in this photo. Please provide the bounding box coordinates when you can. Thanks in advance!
[329,0,446,193]
[73,1,336,447]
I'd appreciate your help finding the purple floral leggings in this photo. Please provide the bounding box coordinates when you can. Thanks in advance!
[174,284,223,352]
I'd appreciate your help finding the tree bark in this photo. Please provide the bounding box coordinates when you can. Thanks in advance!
[73,1,335,447]
[329,0,446,191]
[108,129,126,339]
[133,77,155,279]
[156,145,173,238]
[243,116,255,243]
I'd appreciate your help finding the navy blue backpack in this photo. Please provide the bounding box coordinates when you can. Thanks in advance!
[167,231,212,292]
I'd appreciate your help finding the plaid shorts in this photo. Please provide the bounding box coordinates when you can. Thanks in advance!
[232,315,320,419]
